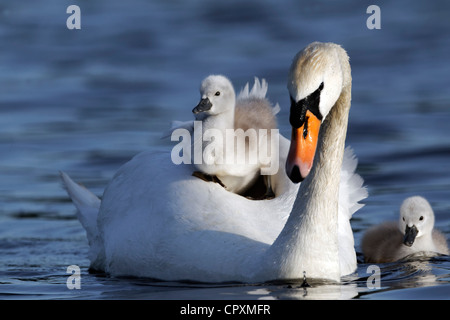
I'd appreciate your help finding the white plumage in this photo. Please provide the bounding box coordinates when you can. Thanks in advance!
[61,42,367,282]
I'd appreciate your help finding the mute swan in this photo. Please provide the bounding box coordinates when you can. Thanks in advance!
[61,42,367,282]
[362,196,449,263]
[191,75,279,197]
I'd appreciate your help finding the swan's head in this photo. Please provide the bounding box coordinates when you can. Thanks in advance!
[399,196,435,247]
[193,75,236,120]
[285,42,351,183]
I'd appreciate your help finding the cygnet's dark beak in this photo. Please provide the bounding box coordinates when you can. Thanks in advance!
[193,98,212,114]
[403,225,418,247]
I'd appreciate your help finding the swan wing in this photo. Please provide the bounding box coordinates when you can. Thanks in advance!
[338,147,368,274]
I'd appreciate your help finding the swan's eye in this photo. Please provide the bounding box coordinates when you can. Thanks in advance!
[215,91,221,96]
[303,116,309,139]
[402,217,405,221]
[419,216,424,221]
[289,82,324,129]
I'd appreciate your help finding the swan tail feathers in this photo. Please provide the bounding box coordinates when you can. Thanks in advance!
[60,171,106,270]
[60,171,100,243]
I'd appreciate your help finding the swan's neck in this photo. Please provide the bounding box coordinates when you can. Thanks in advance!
[265,84,352,281]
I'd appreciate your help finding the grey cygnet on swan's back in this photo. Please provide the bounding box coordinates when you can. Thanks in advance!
[192,75,279,196]
[362,196,449,263]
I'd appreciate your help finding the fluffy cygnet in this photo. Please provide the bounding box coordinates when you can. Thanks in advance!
[192,75,279,197]
[362,196,449,263]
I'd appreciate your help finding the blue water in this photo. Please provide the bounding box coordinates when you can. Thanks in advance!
[0,0,449,300]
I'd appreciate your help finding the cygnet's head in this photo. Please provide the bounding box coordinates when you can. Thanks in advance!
[193,75,236,120]
[399,196,435,247]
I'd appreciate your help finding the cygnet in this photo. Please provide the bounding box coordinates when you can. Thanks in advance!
[362,196,449,263]
[191,75,279,198]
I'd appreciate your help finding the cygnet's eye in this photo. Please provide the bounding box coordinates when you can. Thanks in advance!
[215,91,221,96]
[402,217,405,222]
[419,216,424,221]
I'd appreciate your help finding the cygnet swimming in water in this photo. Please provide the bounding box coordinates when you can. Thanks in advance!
[191,75,279,198]
[362,196,449,263]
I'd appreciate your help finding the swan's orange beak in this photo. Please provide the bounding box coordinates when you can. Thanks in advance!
[286,110,321,183]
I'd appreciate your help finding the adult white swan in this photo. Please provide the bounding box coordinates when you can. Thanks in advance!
[61,42,367,282]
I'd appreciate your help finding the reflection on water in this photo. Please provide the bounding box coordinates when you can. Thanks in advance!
[1,0,449,299]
